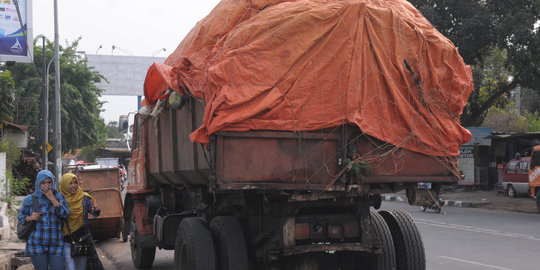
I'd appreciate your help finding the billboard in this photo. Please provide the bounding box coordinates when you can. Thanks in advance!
[0,0,32,63]
[87,54,165,96]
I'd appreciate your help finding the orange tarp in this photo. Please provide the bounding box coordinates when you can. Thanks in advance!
[143,0,473,157]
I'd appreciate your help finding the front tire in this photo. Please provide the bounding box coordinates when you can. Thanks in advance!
[130,209,156,269]
[507,185,516,198]
[174,217,216,270]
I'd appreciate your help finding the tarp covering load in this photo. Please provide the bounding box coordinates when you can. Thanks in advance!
[143,0,473,157]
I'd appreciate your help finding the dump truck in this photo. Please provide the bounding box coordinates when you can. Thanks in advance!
[123,0,473,269]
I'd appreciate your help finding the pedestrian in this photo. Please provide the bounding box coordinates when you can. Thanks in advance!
[59,173,104,270]
[18,170,70,270]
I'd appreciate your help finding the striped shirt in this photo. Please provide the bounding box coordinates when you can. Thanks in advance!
[18,192,70,256]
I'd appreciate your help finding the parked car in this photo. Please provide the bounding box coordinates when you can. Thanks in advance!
[502,156,531,198]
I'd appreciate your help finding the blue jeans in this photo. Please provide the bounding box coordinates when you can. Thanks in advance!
[63,242,88,270]
[31,253,64,270]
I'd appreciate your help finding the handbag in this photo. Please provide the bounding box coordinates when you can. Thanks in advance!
[64,219,92,257]
[17,195,39,240]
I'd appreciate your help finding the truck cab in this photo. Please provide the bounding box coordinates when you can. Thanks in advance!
[528,145,540,212]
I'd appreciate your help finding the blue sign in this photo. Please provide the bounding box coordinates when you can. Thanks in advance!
[0,0,32,63]
[464,127,492,146]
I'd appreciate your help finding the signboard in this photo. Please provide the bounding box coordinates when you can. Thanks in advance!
[463,127,492,146]
[0,0,33,63]
[40,142,52,154]
[87,54,165,96]
[457,145,475,185]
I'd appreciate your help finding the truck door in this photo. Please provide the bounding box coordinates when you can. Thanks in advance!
[128,115,147,191]
[529,147,540,197]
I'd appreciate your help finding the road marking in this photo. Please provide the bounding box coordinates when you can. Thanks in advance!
[438,256,513,270]
[415,218,540,242]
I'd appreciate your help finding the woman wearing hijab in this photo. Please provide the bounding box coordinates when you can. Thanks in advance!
[18,170,70,270]
[59,173,104,270]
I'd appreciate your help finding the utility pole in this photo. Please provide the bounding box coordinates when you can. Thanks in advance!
[41,37,48,170]
[53,0,62,180]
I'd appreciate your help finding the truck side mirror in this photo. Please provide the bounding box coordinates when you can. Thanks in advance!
[119,115,129,133]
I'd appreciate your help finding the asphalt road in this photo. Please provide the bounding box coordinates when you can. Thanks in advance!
[381,202,540,270]
[97,202,540,270]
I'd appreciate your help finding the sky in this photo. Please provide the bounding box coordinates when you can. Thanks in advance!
[32,0,222,124]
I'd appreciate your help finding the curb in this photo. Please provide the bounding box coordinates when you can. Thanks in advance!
[382,195,490,208]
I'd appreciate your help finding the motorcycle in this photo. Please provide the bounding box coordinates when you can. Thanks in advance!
[420,193,445,213]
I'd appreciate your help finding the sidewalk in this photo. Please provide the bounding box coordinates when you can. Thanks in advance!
[383,188,539,214]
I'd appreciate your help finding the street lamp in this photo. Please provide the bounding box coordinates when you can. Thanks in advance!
[46,50,85,179]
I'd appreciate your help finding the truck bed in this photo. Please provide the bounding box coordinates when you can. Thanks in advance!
[143,103,457,191]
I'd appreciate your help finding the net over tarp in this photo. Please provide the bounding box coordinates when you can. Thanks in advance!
[143,0,473,157]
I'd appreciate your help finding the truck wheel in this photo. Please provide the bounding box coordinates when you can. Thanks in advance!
[536,190,540,213]
[130,209,156,269]
[210,216,249,270]
[174,217,216,270]
[122,217,129,242]
[507,185,516,198]
[379,210,425,270]
[366,211,396,270]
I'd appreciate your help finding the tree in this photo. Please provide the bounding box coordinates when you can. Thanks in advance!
[409,0,540,126]
[8,37,107,153]
[482,107,527,133]
[106,121,123,139]
[0,70,15,122]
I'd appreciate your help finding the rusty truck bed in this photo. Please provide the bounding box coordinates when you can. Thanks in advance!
[143,105,457,191]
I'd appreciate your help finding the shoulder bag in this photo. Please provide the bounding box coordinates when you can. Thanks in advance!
[64,219,92,257]
[17,195,39,240]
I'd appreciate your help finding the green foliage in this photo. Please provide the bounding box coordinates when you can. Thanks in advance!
[7,36,107,153]
[524,113,540,132]
[79,142,104,164]
[11,176,30,196]
[0,138,21,166]
[106,121,123,139]
[481,107,527,133]
[410,0,540,126]
[0,71,15,122]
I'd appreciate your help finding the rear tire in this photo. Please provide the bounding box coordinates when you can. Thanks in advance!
[366,211,396,270]
[209,216,249,270]
[130,209,156,269]
[174,217,216,270]
[536,190,540,213]
[379,210,425,270]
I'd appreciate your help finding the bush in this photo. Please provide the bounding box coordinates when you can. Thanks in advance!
[11,176,30,196]
[0,137,21,166]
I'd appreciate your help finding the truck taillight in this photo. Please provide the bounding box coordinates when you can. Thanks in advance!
[344,221,359,237]
[295,223,310,240]
[327,223,344,239]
